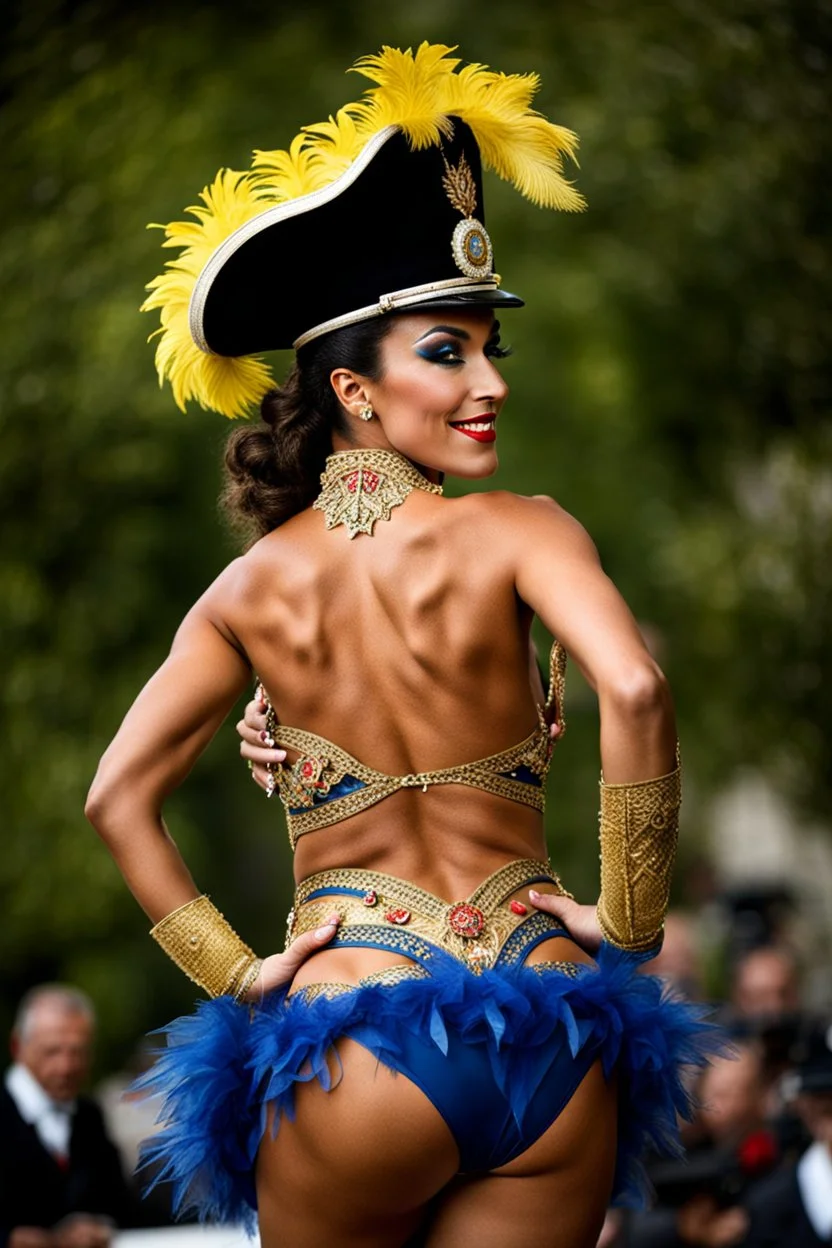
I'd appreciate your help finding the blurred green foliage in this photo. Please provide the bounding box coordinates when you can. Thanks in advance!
[1,0,829,1069]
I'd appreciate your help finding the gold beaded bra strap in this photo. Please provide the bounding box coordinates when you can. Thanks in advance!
[269,640,567,847]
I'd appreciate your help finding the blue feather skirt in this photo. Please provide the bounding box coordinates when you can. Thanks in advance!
[137,942,722,1231]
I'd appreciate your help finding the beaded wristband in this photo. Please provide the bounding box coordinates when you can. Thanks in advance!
[596,750,681,954]
[150,895,260,999]
[233,957,264,1002]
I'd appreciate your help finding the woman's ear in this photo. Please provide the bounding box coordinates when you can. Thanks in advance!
[329,368,370,418]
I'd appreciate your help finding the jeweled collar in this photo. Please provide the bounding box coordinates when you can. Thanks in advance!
[313,448,443,539]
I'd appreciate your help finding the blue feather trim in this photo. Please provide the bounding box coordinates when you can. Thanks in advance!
[136,946,723,1229]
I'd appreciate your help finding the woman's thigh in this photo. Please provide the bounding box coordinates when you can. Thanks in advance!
[426,1060,618,1248]
[256,1037,459,1248]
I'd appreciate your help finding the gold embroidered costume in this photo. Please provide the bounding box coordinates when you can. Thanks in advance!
[133,42,719,1239]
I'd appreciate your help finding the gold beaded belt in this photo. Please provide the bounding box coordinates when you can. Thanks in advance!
[287,858,572,973]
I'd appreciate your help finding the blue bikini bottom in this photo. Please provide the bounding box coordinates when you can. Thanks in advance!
[138,861,722,1232]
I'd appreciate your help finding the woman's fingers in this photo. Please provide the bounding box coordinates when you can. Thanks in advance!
[246,914,341,999]
[240,741,287,766]
[248,764,272,793]
[528,891,603,955]
[239,693,285,796]
[236,715,266,746]
[528,889,573,915]
[246,692,269,729]
[236,707,275,748]
[280,912,341,973]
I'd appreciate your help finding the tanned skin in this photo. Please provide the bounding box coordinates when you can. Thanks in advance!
[87,309,675,1247]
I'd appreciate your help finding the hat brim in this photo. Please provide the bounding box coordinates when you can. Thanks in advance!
[194,124,522,356]
[406,289,524,313]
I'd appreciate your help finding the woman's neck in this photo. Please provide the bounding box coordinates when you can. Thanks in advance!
[329,434,443,487]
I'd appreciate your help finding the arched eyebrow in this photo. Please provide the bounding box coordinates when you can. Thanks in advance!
[414,325,471,342]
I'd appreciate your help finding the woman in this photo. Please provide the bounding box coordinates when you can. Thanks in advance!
[87,45,717,1247]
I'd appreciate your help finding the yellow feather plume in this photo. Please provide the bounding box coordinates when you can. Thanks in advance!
[251,133,331,202]
[438,63,584,210]
[346,43,459,149]
[300,108,368,183]
[144,43,584,418]
[142,169,274,418]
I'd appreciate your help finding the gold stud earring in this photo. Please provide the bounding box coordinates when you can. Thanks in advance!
[359,403,374,422]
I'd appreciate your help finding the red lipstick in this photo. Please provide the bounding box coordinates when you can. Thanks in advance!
[449,414,497,444]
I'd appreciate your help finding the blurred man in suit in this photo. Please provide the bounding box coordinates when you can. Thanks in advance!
[1,985,134,1248]
[743,1020,832,1247]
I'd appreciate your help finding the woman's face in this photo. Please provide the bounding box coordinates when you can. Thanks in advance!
[353,309,511,479]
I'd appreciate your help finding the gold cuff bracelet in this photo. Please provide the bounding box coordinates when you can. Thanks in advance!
[596,750,681,953]
[150,895,260,999]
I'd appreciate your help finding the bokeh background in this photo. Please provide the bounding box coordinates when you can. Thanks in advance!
[1,0,830,1072]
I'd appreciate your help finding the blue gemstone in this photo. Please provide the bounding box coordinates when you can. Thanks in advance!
[469,234,484,257]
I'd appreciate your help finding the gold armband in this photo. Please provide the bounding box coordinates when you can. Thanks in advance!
[596,751,681,954]
[150,896,262,999]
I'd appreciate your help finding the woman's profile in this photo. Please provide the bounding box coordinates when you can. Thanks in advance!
[87,44,719,1248]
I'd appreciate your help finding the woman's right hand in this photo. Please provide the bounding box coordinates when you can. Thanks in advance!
[240,912,342,1002]
[237,685,286,795]
[529,891,604,956]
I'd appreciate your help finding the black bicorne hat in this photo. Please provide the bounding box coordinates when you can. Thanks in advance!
[143,43,584,418]
[193,120,520,358]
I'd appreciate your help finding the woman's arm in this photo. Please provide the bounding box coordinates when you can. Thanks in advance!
[510,493,677,781]
[507,493,680,956]
[85,589,250,924]
[86,579,342,995]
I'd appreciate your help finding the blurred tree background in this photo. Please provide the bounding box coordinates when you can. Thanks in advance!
[1,0,829,1070]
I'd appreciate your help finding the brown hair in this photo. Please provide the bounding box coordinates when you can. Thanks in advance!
[222,316,394,545]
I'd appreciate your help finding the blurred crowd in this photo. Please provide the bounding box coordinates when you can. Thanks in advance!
[2,886,830,1246]
[602,888,832,1248]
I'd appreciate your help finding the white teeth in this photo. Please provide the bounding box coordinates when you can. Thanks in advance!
[454,420,495,432]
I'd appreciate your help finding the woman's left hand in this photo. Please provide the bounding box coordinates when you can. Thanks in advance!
[240,912,341,1002]
[528,890,603,956]
[238,685,286,795]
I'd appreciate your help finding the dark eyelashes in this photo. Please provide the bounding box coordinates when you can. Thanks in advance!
[415,345,461,364]
[415,341,515,364]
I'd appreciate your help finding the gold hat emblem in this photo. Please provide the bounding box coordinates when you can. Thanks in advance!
[442,153,493,278]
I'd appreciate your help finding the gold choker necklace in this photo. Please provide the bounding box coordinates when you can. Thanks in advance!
[313,449,444,539]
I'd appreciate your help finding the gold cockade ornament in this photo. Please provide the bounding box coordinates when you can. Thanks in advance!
[442,152,494,279]
[313,449,444,539]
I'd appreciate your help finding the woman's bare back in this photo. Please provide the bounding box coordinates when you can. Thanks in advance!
[220,488,550,894]
[221,490,617,1248]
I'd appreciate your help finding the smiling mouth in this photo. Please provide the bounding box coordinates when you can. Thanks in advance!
[449,415,497,443]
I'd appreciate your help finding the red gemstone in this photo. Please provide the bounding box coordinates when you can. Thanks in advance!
[448,902,485,939]
[363,889,378,907]
[510,900,528,916]
[344,469,380,495]
[385,907,411,926]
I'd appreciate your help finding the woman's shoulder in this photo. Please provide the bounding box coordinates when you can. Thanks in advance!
[194,532,299,613]
[455,489,590,535]
[451,491,599,572]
